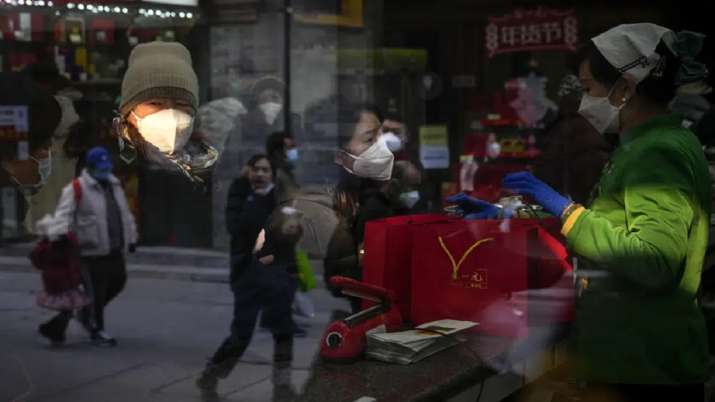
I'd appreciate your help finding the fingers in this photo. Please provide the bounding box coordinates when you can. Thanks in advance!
[259,255,275,265]
[253,229,266,253]
[503,171,534,184]
[446,192,468,203]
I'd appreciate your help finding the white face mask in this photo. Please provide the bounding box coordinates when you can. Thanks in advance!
[35,151,52,185]
[132,109,194,154]
[486,141,501,159]
[382,131,403,152]
[341,136,395,181]
[286,148,299,162]
[399,190,420,209]
[259,102,283,125]
[578,85,626,134]
[7,150,52,196]
[254,183,275,196]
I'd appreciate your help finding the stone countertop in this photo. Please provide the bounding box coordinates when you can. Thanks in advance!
[297,325,568,402]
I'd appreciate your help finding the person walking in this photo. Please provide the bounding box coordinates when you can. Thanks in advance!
[197,155,301,400]
[38,146,137,347]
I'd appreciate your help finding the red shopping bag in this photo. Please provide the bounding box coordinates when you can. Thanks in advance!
[362,214,458,321]
[410,218,569,338]
[30,233,82,294]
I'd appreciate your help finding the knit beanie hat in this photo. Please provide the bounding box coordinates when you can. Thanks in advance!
[120,41,199,117]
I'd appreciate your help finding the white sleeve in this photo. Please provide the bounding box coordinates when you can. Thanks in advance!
[47,183,76,240]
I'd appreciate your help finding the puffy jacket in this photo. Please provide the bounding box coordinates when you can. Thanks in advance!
[51,169,137,257]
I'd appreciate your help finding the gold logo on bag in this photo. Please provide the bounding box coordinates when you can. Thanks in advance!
[438,236,494,280]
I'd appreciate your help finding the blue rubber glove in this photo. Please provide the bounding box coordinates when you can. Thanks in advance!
[446,193,500,220]
[502,172,570,217]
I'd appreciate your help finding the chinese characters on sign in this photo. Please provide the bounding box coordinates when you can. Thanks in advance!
[485,8,579,58]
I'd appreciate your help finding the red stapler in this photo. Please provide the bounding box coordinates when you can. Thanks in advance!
[320,276,403,363]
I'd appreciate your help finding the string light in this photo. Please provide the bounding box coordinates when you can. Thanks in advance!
[0,0,198,20]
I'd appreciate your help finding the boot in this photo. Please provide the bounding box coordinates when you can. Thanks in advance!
[272,362,297,402]
[196,363,221,402]
[38,311,71,345]
[272,335,296,402]
[273,334,294,363]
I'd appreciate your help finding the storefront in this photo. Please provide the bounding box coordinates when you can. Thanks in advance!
[0,0,200,244]
[1,0,712,249]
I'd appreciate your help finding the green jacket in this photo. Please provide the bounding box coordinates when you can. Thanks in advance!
[565,114,711,384]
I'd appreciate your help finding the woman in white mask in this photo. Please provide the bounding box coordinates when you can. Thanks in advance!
[0,73,61,194]
[242,76,303,146]
[325,105,405,312]
[499,24,711,401]
[115,42,213,181]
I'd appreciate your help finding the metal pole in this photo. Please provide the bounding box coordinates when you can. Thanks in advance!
[283,0,292,134]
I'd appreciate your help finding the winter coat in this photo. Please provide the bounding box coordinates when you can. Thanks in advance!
[51,169,137,257]
[226,177,277,282]
[565,114,711,384]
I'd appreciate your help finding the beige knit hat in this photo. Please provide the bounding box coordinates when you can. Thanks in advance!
[120,41,199,117]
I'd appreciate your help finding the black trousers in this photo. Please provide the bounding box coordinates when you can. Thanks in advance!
[579,383,704,402]
[208,261,297,378]
[42,252,127,336]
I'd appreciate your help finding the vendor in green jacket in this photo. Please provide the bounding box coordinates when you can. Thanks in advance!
[457,23,712,401]
[511,24,710,401]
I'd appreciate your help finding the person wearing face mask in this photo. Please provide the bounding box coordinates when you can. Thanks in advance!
[198,155,302,400]
[388,160,424,214]
[0,74,61,198]
[266,131,300,203]
[24,94,83,233]
[225,154,277,283]
[242,76,303,146]
[114,41,213,180]
[38,147,137,347]
[497,24,711,401]
[324,105,403,311]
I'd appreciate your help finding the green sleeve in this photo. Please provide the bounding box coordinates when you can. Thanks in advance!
[567,145,694,290]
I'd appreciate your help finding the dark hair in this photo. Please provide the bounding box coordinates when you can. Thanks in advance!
[360,104,385,124]
[0,73,60,160]
[337,103,385,142]
[265,131,293,158]
[576,41,681,105]
[246,153,276,177]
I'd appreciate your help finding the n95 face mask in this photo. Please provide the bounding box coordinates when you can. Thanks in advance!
[133,109,194,154]
[578,85,627,134]
[340,136,395,181]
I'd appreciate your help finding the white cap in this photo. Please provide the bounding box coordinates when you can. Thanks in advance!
[592,23,675,83]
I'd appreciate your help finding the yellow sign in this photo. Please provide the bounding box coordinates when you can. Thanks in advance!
[294,0,364,28]
[420,125,449,169]
[419,126,448,146]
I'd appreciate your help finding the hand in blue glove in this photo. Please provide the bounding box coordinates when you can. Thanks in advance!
[502,172,570,217]
[446,193,500,220]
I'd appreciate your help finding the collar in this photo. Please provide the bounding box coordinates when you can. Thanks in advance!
[81,169,119,186]
[620,113,684,146]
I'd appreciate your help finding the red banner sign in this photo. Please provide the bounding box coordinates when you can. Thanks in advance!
[485,8,578,58]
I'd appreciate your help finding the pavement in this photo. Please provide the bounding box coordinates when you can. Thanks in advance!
[0,244,348,402]
[0,242,327,286]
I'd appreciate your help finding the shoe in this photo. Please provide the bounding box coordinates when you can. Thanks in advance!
[196,371,220,402]
[74,310,94,335]
[91,331,118,347]
[38,322,65,345]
